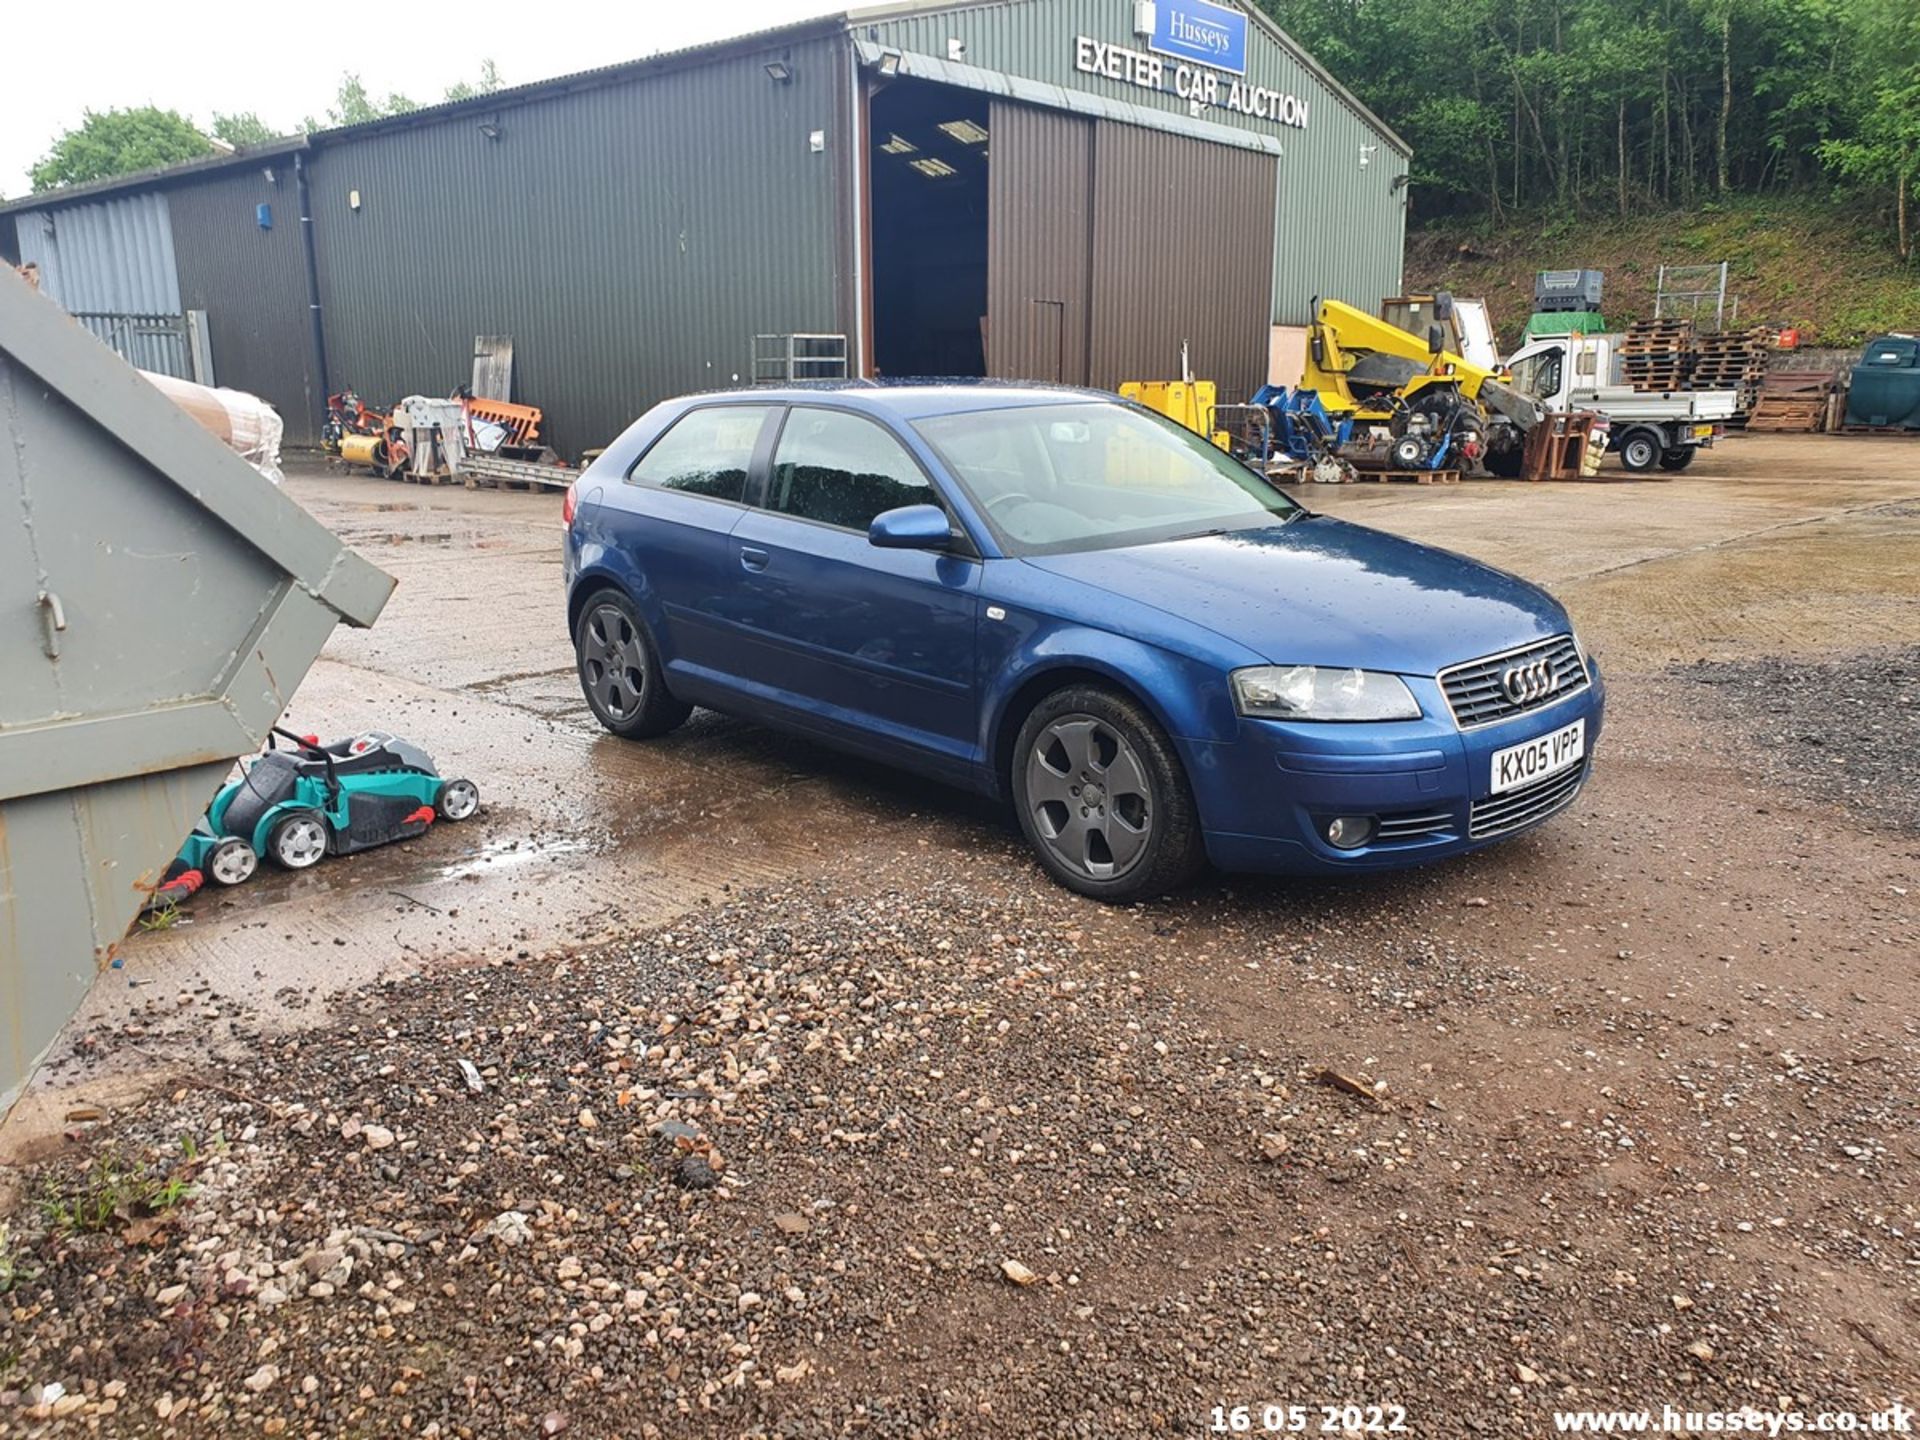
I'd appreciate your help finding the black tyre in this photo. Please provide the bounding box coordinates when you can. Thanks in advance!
[436,778,480,821]
[1484,445,1526,479]
[1658,446,1697,472]
[1617,429,1662,472]
[1391,435,1427,470]
[574,589,691,739]
[267,810,330,870]
[1011,685,1205,902]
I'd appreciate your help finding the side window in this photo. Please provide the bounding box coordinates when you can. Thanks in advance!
[629,406,772,503]
[767,409,935,531]
[1512,348,1564,400]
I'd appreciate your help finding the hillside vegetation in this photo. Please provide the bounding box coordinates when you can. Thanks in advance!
[1258,0,1920,262]
[1403,198,1920,350]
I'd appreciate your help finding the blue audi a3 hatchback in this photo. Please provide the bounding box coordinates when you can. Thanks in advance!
[563,384,1604,900]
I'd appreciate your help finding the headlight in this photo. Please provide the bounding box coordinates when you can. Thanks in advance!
[1231,665,1421,722]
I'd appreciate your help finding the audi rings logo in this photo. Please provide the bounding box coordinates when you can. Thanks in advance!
[1501,658,1560,705]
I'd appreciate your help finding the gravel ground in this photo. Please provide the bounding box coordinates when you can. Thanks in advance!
[2,841,1913,1437]
[1673,648,1920,831]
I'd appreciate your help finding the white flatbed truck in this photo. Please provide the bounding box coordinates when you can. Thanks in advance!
[1506,331,1739,472]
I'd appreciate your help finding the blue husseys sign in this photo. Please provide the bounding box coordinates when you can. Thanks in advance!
[1146,0,1248,76]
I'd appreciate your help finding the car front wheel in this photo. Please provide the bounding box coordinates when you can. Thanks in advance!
[1012,685,1204,901]
[574,589,691,739]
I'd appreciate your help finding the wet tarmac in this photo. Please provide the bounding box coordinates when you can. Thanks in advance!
[5,430,1917,1142]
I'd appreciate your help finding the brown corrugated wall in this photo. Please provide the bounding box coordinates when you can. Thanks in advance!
[986,100,1093,385]
[983,101,1276,402]
[1086,121,1276,403]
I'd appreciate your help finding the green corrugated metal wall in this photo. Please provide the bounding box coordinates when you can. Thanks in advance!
[170,169,321,446]
[862,0,1408,324]
[305,34,848,457]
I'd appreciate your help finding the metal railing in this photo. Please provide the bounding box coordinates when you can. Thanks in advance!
[752,333,850,384]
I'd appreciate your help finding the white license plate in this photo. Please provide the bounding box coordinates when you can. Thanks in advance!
[1490,718,1586,794]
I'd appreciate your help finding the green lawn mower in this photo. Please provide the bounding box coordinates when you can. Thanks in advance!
[145,728,479,910]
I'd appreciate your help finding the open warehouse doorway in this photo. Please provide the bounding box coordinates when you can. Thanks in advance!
[869,78,990,380]
[864,81,1280,401]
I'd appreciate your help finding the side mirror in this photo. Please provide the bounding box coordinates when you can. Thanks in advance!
[1427,323,1446,355]
[868,503,953,550]
[1433,290,1455,323]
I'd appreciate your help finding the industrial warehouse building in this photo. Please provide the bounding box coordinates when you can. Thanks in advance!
[0,0,1409,455]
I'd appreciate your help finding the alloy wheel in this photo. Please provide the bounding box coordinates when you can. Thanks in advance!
[580,603,648,721]
[1024,714,1154,880]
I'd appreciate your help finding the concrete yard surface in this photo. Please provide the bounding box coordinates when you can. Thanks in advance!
[0,432,1915,1436]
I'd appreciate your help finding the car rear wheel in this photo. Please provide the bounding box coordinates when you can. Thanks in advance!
[574,589,691,739]
[267,811,330,870]
[1012,685,1204,901]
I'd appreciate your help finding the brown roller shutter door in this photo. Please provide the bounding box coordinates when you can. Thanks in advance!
[985,102,1278,403]
[986,101,1094,386]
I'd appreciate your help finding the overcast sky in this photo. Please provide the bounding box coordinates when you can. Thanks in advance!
[1,0,849,199]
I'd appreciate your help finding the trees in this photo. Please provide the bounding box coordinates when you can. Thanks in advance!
[444,60,506,103]
[30,107,213,191]
[1819,0,1920,259]
[302,74,420,132]
[1256,0,1920,258]
[210,112,281,148]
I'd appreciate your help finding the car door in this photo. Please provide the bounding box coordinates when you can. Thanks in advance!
[601,402,777,687]
[725,406,981,769]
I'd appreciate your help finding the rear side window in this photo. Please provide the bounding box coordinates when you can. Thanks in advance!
[629,405,773,502]
[767,408,934,531]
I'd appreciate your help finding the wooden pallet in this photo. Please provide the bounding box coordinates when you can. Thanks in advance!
[1834,424,1920,437]
[1349,467,1462,484]
[1745,403,1825,433]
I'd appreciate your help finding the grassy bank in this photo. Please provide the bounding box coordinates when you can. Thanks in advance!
[1404,197,1919,350]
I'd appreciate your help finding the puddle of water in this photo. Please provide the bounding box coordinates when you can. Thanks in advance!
[439,834,600,881]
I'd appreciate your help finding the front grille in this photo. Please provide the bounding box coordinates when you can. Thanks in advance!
[1439,635,1588,729]
[1469,761,1588,839]
[1373,808,1455,844]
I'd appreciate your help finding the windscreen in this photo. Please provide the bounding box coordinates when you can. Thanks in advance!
[914,402,1302,555]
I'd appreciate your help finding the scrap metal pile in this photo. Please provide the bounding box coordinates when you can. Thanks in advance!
[322,387,579,489]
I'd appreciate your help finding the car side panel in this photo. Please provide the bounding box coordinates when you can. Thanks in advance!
[722,509,982,761]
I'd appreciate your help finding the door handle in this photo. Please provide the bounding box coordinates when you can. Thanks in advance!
[739,546,770,573]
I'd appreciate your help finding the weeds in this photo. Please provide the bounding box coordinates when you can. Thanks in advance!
[39,1151,193,1236]
[0,1221,15,1293]
[138,901,182,931]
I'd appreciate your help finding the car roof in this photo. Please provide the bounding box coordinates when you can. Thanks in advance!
[672,379,1123,420]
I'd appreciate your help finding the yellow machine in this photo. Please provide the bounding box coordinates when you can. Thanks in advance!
[1300,298,1500,417]
[1118,378,1232,450]
[1298,298,1542,474]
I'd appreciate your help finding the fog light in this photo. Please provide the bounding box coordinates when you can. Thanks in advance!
[1325,815,1374,850]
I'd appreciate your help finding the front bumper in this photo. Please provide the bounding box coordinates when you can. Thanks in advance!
[1190,663,1606,875]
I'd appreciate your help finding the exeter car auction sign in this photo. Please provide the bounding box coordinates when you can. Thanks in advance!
[1072,37,1309,129]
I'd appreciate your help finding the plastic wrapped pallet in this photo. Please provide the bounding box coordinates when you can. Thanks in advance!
[138,370,286,484]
